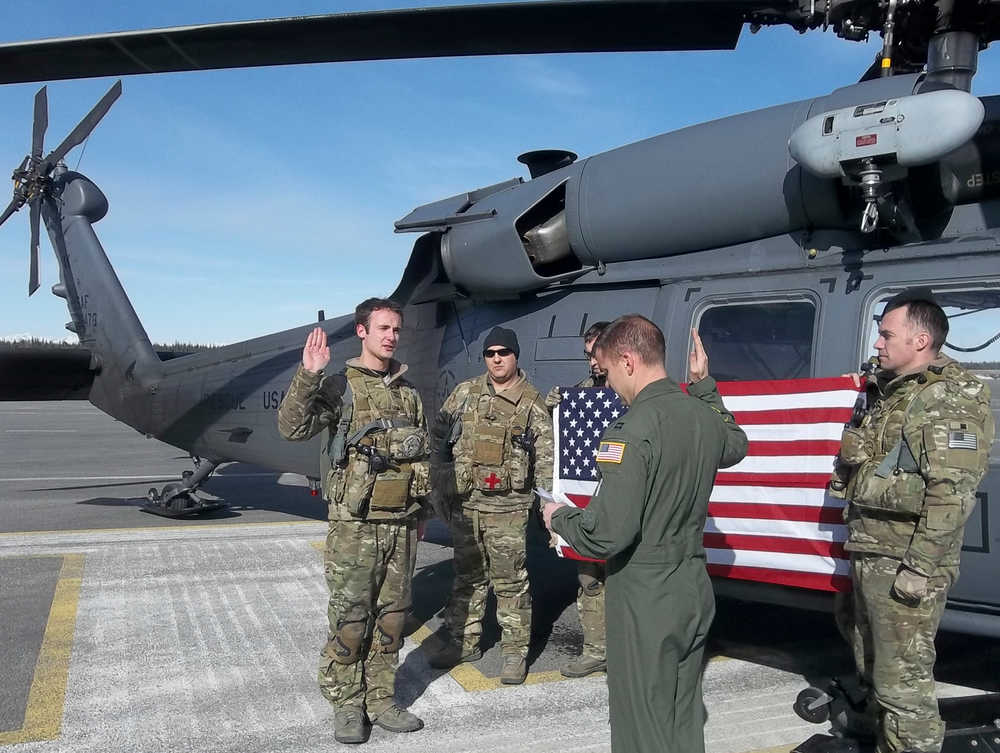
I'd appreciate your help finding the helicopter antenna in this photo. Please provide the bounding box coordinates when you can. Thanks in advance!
[0,80,122,295]
[74,134,92,171]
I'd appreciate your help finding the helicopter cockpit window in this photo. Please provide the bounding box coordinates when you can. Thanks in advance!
[696,301,815,382]
[865,286,1000,462]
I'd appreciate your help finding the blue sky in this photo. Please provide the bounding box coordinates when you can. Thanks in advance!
[1,1,997,345]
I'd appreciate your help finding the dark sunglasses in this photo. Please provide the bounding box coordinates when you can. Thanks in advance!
[483,348,514,358]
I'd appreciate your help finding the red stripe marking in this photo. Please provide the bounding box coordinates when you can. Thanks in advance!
[707,564,851,592]
[703,532,845,558]
[715,377,861,396]
[732,407,853,425]
[565,493,592,508]
[558,546,604,564]
[747,439,842,456]
[715,472,832,488]
[708,502,844,523]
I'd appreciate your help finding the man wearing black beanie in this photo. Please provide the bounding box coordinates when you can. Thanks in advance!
[426,326,553,684]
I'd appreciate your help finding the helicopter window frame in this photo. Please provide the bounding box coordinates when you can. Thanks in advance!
[691,291,819,382]
[859,279,1000,366]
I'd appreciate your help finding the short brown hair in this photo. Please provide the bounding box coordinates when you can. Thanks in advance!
[884,300,949,352]
[355,298,403,330]
[593,314,665,367]
[583,321,611,343]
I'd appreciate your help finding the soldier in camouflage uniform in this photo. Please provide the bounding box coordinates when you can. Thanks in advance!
[278,298,431,745]
[426,326,554,685]
[544,321,611,678]
[831,288,994,753]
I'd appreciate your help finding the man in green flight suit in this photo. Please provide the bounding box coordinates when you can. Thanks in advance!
[426,326,554,685]
[831,288,994,753]
[542,315,747,753]
[278,298,431,745]
[544,320,612,678]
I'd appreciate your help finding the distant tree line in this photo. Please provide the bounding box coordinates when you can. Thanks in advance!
[0,338,220,353]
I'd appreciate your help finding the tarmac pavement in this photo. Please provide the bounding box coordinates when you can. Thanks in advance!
[1,402,996,753]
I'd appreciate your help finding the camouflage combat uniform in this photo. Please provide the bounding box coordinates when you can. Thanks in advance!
[278,358,430,720]
[545,376,606,665]
[832,355,994,753]
[433,370,554,660]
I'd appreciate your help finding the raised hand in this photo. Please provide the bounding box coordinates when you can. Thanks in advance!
[302,327,330,373]
[688,328,709,383]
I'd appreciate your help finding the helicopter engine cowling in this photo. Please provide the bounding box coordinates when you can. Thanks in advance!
[788,90,985,179]
[396,73,989,298]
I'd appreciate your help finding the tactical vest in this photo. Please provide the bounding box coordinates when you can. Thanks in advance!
[323,367,429,517]
[836,368,948,518]
[453,377,540,495]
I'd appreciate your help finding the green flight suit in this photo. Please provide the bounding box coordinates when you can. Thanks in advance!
[551,376,747,753]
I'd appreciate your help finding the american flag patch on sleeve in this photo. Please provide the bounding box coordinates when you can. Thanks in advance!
[596,441,626,463]
[948,431,978,450]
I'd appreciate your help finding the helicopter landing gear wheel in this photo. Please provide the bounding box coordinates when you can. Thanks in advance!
[794,686,833,724]
[140,474,227,518]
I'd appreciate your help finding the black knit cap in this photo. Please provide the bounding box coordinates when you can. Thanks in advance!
[884,286,938,310]
[483,326,520,358]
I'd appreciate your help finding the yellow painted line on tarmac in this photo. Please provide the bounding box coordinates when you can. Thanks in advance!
[0,554,83,745]
[408,624,572,691]
[744,746,797,753]
[708,653,734,664]
[0,520,320,538]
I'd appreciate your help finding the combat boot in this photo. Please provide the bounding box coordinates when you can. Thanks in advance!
[425,632,482,669]
[371,704,424,733]
[333,707,370,744]
[500,654,527,685]
[560,654,606,678]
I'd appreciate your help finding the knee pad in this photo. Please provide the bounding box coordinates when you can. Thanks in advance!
[376,610,405,654]
[329,619,367,665]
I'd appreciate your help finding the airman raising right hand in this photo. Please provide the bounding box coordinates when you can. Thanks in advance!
[302,326,331,373]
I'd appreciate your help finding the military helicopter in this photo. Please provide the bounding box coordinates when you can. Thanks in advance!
[2,0,999,644]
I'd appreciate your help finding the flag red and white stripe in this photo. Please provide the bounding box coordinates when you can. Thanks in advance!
[551,377,862,592]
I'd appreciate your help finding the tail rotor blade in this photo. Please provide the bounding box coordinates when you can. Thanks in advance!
[42,80,121,169]
[31,86,48,160]
[28,198,40,296]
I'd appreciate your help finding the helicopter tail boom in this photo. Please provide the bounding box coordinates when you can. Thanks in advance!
[41,168,163,432]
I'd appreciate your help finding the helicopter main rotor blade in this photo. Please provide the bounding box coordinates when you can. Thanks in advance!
[0,197,21,228]
[31,86,48,160]
[40,80,122,170]
[0,0,749,85]
[28,197,40,296]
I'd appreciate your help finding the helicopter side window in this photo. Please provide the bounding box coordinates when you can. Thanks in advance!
[864,286,1000,464]
[696,301,815,382]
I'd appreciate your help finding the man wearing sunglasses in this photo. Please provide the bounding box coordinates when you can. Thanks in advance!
[544,320,611,679]
[427,326,553,684]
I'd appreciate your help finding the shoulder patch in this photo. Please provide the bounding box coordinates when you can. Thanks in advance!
[596,440,626,464]
[948,429,978,450]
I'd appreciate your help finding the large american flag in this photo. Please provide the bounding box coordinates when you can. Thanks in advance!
[550,377,863,592]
